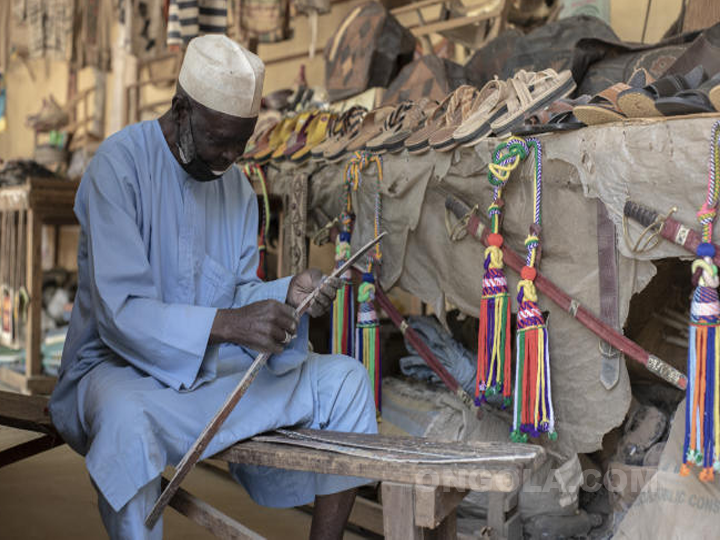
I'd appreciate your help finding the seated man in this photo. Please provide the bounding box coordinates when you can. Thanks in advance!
[49,35,377,540]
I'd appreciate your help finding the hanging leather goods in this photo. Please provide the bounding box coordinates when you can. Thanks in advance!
[445,193,688,391]
[680,120,720,482]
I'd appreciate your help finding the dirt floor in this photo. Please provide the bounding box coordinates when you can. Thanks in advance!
[0,425,366,539]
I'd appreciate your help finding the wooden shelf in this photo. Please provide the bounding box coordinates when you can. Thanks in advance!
[0,177,79,395]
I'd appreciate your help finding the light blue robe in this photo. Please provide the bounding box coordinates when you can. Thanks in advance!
[48,120,377,532]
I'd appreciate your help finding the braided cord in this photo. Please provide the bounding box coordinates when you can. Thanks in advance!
[525,138,542,268]
[488,138,529,234]
[699,123,720,242]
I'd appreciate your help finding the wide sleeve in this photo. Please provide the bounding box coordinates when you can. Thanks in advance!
[82,153,218,391]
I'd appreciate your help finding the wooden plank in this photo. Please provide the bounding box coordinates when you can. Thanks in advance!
[218,441,524,492]
[410,11,500,37]
[381,482,423,540]
[487,491,520,540]
[161,477,265,540]
[0,390,55,433]
[414,486,468,529]
[0,433,64,468]
[255,429,543,464]
[24,375,58,395]
[390,0,445,15]
[25,209,42,384]
[0,367,30,395]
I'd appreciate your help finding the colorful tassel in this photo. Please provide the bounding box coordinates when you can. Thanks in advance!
[510,138,556,442]
[356,272,381,413]
[331,230,354,355]
[352,153,384,414]
[682,121,720,480]
[477,139,527,406]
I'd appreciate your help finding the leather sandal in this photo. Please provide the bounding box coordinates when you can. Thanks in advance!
[490,69,576,137]
[452,79,510,147]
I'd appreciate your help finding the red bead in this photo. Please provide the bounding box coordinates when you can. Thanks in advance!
[488,233,503,247]
[521,266,536,281]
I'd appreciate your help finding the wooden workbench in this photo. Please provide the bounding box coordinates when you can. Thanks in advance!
[0,177,79,395]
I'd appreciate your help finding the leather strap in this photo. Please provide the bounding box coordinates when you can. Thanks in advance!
[597,200,622,390]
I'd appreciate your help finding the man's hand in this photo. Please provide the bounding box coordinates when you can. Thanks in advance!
[287,268,342,318]
[210,300,298,354]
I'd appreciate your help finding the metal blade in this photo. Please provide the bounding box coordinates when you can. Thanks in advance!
[335,232,386,279]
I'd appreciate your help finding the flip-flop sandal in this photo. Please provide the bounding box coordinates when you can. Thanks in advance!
[310,112,345,160]
[290,111,334,162]
[272,111,313,161]
[344,106,396,154]
[405,86,475,154]
[573,83,631,126]
[311,106,366,161]
[490,69,576,137]
[365,101,415,153]
[375,98,437,153]
[428,86,485,152]
[254,117,298,163]
[654,72,720,116]
[323,108,373,162]
[283,111,319,158]
[512,95,591,136]
[242,118,279,161]
[242,112,280,160]
[451,79,509,147]
[617,65,707,118]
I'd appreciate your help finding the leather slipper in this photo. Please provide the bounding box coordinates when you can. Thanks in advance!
[617,65,706,118]
[573,83,630,125]
[655,72,720,116]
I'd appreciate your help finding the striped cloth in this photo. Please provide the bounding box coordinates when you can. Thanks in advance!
[167,0,228,47]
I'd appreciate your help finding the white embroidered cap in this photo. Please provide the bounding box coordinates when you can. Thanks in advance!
[178,35,264,118]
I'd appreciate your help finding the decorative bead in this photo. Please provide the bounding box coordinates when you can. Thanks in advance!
[487,233,504,247]
[521,266,537,281]
[697,242,716,258]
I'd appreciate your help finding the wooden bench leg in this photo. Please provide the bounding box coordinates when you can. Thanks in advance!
[382,482,423,540]
[487,490,521,540]
[382,482,468,540]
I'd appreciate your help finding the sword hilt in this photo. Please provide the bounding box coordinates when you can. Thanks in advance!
[624,200,659,228]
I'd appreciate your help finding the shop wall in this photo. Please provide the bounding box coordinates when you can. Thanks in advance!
[0,0,690,161]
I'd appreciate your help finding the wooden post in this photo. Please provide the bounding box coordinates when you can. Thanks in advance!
[25,209,43,389]
[487,491,521,540]
[382,482,424,540]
